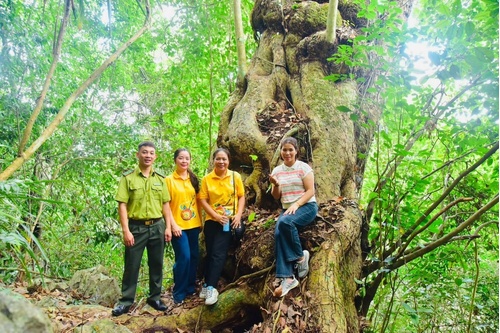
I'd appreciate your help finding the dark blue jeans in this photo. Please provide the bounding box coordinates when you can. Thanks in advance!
[275,202,318,278]
[203,220,232,287]
[171,227,200,303]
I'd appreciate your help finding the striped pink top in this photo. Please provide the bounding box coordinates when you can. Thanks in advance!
[271,160,316,209]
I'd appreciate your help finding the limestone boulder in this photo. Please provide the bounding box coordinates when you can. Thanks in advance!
[68,265,120,307]
[31,278,69,292]
[0,287,54,333]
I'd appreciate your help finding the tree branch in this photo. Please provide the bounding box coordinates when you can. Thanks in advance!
[391,194,499,270]
[364,142,499,275]
[233,0,247,82]
[366,77,485,223]
[394,197,473,259]
[0,0,152,181]
[399,234,482,257]
[384,141,498,258]
[17,0,71,155]
[326,0,339,43]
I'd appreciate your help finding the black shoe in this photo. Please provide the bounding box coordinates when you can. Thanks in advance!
[147,299,167,311]
[111,304,131,316]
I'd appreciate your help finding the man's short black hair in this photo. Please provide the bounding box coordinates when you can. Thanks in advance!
[138,141,156,151]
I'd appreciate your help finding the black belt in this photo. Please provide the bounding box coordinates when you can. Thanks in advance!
[128,218,162,226]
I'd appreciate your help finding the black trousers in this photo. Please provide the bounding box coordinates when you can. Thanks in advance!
[203,220,232,287]
[118,220,165,306]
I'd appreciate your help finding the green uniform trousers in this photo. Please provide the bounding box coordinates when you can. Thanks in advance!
[118,220,165,306]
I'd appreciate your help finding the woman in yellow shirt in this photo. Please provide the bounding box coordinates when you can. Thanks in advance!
[165,148,202,304]
[199,148,245,305]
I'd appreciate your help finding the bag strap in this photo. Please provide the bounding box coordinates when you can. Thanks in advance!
[233,171,236,215]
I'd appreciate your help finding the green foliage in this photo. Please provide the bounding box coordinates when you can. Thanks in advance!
[353,0,499,331]
[247,211,256,222]
[0,0,255,293]
[369,245,498,333]
[262,217,276,229]
[327,0,408,83]
[135,0,252,168]
[0,0,497,330]
[0,179,49,284]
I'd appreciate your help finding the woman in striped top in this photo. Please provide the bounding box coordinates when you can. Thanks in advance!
[269,137,318,297]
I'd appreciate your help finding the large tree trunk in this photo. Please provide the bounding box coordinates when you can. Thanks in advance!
[216,2,372,329]
[141,1,411,332]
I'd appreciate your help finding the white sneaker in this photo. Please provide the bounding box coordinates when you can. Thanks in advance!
[205,286,219,305]
[280,277,299,297]
[199,284,207,299]
[296,250,310,278]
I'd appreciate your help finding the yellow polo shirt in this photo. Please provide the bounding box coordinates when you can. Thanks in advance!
[115,167,170,220]
[199,170,245,217]
[165,171,202,229]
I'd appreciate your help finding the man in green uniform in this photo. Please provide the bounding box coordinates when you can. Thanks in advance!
[112,141,173,316]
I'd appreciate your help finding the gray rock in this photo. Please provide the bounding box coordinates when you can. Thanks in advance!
[0,287,54,333]
[31,278,69,292]
[68,265,120,307]
[36,296,62,308]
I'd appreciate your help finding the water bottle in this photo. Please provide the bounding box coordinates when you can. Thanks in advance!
[223,221,230,232]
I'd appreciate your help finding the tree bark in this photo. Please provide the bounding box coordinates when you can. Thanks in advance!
[233,0,247,83]
[122,286,262,331]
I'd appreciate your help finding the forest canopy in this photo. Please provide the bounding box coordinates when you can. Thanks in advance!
[0,0,498,332]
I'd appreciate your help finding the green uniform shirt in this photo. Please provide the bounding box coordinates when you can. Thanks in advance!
[115,167,170,220]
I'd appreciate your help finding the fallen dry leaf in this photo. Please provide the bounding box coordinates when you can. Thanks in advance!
[273,285,282,297]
